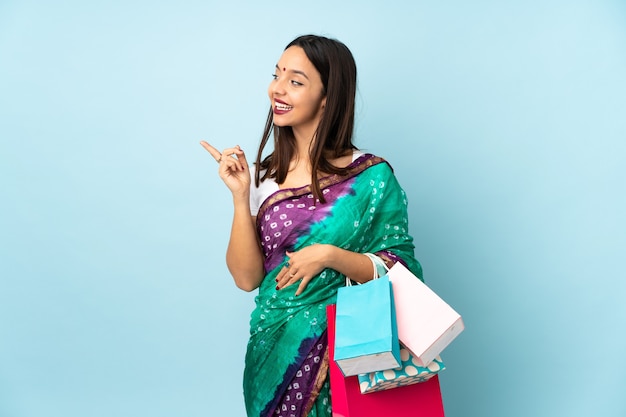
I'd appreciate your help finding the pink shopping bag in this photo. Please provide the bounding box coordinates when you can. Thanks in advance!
[327,304,446,417]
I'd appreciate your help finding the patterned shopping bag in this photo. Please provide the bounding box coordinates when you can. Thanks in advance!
[357,346,445,393]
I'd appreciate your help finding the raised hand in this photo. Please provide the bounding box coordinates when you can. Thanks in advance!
[200,141,251,197]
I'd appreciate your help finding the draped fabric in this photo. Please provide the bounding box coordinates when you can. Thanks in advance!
[243,154,422,417]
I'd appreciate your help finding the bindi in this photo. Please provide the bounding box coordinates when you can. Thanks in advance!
[282,67,286,71]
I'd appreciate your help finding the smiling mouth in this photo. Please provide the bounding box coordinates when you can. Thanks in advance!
[275,102,293,111]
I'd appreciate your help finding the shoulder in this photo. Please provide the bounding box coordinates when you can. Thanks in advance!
[249,163,279,215]
[250,162,269,193]
[353,152,395,176]
[250,163,271,187]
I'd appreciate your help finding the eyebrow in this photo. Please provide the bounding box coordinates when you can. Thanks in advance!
[275,64,309,80]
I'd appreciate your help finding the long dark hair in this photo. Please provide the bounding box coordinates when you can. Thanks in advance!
[254,34,358,203]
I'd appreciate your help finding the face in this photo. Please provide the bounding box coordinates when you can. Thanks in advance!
[268,46,326,137]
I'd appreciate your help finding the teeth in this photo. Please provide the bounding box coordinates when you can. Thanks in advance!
[275,102,293,110]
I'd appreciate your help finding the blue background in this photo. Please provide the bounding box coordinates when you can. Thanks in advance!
[1,1,625,416]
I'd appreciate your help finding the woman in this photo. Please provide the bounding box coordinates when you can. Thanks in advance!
[201,35,421,417]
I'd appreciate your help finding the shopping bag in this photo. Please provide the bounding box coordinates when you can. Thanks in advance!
[328,304,446,417]
[334,275,400,376]
[357,347,444,393]
[387,262,464,366]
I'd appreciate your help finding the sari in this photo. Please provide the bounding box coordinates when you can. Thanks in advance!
[244,153,422,417]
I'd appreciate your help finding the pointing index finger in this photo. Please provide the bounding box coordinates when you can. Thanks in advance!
[199,140,221,161]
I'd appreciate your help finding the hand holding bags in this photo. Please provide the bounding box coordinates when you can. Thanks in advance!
[333,275,401,376]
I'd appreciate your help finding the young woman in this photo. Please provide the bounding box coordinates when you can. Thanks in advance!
[201,34,422,417]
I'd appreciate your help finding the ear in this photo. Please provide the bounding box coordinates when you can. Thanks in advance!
[321,95,327,109]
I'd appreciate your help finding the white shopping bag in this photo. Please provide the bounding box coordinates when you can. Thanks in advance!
[387,262,464,366]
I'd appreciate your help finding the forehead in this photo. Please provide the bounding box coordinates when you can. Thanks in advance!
[277,46,318,75]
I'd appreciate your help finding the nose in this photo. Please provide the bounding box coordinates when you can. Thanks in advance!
[269,77,286,96]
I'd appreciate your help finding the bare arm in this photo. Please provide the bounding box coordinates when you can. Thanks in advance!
[200,141,265,291]
[226,202,265,291]
[325,246,376,283]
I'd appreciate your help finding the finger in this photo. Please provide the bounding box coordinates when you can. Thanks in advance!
[199,141,222,161]
[275,263,290,289]
[225,153,245,172]
[295,277,311,296]
[220,146,244,157]
[275,268,287,284]
[220,154,243,173]
[221,146,246,171]
[236,151,249,171]
[277,269,297,289]
[276,259,291,279]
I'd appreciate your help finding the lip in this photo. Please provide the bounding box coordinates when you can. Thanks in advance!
[273,98,293,115]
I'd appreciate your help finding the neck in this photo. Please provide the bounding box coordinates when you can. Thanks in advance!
[292,124,318,161]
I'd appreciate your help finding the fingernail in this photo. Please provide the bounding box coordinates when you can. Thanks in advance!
[275,286,280,290]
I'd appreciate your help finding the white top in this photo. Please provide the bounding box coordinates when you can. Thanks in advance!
[249,151,364,216]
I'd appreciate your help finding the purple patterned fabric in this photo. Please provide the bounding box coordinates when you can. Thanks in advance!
[273,332,328,417]
[258,178,356,273]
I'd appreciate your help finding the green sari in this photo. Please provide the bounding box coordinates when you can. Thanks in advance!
[244,154,422,416]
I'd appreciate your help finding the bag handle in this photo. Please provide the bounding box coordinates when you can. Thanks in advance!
[366,252,390,277]
[345,253,389,286]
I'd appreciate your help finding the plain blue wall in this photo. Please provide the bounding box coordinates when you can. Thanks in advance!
[1,1,625,416]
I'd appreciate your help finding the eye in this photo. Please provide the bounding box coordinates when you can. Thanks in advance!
[271,73,278,80]
[290,80,303,86]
